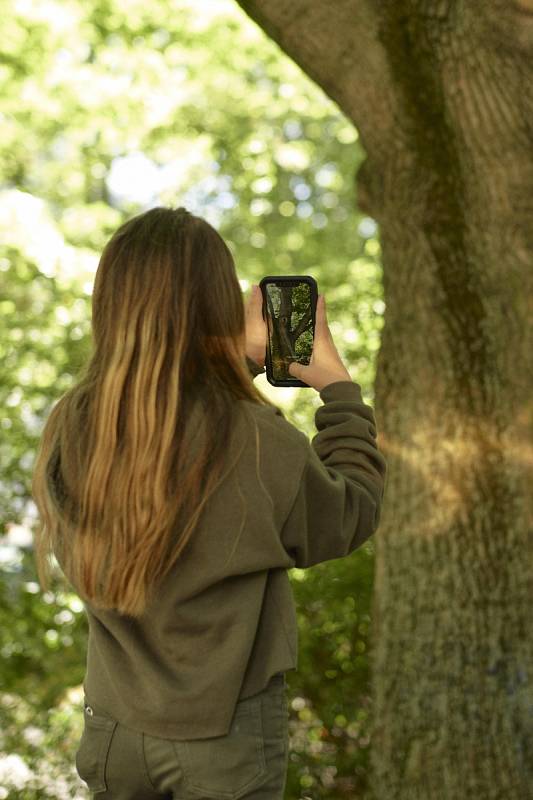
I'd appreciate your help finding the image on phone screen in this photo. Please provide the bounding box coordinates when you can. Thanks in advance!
[263,279,314,383]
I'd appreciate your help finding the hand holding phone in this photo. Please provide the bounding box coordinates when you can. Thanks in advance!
[259,275,316,388]
[244,284,267,367]
[288,295,352,392]
[259,276,352,391]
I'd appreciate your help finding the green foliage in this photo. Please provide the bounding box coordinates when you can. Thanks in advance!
[0,0,384,796]
[0,683,85,799]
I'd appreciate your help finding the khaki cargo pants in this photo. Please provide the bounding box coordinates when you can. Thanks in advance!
[75,673,289,799]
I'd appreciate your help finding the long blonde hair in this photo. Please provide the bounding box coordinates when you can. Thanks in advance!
[31,206,278,618]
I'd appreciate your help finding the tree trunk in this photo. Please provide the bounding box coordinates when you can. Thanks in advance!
[235,2,533,797]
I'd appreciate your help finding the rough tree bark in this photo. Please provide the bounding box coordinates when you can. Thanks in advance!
[235,2,533,798]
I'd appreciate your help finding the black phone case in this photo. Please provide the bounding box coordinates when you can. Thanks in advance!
[259,275,318,388]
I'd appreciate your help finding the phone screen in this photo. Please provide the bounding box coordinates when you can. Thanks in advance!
[260,276,317,387]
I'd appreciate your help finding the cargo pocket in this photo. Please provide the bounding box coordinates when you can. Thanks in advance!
[75,703,118,794]
[178,695,268,800]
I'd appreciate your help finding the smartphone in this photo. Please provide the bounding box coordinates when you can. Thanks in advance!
[259,275,318,388]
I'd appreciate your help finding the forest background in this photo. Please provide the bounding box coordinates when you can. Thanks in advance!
[0,0,385,797]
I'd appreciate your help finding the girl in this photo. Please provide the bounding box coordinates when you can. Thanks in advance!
[31,205,387,799]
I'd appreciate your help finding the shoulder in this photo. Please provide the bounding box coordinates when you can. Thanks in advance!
[239,398,309,452]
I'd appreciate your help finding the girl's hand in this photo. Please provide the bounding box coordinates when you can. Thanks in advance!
[244,284,267,367]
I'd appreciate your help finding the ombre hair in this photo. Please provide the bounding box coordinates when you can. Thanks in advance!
[31,206,279,618]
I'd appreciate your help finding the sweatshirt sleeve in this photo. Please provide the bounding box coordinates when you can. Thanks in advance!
[246,354,266,378]
[280,380,387,569]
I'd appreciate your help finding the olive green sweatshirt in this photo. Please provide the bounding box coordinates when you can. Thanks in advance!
[69,355,387,740]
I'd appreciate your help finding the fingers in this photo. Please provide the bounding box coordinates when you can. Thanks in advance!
[288,360,300,377]
[245,285,261,313]
[315,295,328,343]
[316,294,326,325]
[246,285,261,309]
